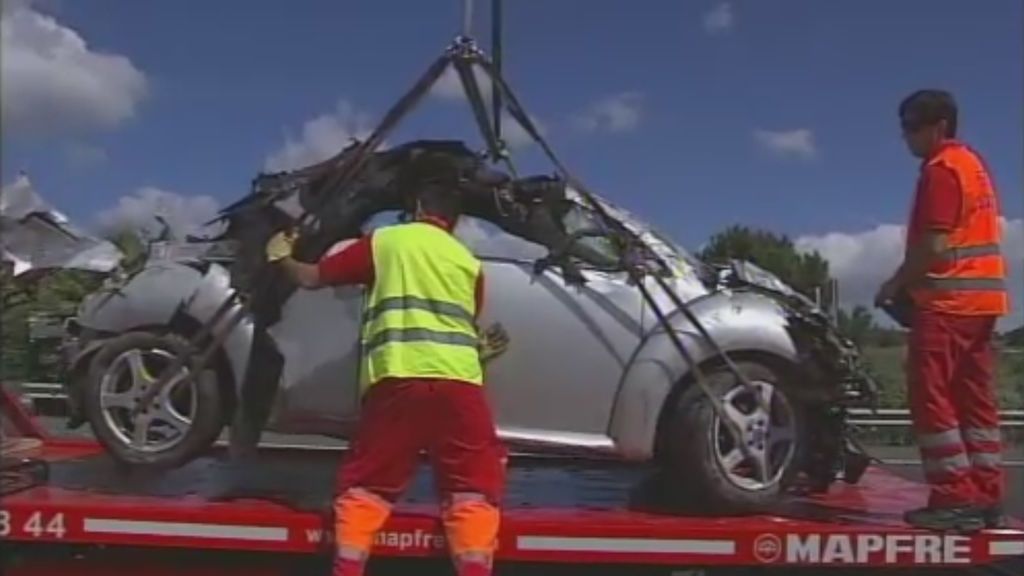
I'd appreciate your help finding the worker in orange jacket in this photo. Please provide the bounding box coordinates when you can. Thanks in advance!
[266,152,510,576]
[875,89,1009,532]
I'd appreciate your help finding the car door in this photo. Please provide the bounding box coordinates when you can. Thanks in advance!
[456,213,645,452]
[265,211,415,437]
[267,241,366,437]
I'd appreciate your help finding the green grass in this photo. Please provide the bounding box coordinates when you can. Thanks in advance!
[861,345,1024,410]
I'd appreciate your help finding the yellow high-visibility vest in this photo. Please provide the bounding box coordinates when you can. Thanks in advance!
[360,221,483,392]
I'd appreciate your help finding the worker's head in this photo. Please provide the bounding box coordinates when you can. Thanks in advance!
[399,151,466,228]
[898,89,958,159]
[413,184,463,228]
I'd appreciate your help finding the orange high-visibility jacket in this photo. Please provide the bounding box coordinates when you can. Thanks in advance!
[910,143,1009,316]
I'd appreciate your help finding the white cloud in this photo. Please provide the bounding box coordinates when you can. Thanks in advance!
[431,63,493,101]
[753,128,817,159]
[429,63,547,150]
[573,92,644,134]
[1,1,147,138]
[500,113,546,150]
[95,187,221,239]
[796,218,1024,329]
[263,99,375,172]
[703,2,734,34]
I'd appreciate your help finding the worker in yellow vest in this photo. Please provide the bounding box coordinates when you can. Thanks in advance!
[266,152,509,576]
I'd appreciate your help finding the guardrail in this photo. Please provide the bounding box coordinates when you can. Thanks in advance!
[11,382,69,417]
[17,382,66,401]
[847,407,1024,429]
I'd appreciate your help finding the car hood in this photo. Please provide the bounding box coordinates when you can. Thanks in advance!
[727,259,814,304]
[1,175,123,277]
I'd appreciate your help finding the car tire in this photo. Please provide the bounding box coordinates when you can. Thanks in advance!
[664,359,807,514]
[83,331,223,469]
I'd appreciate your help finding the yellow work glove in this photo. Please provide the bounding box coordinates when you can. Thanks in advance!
[479,322,510,363]
[265,230,297,262]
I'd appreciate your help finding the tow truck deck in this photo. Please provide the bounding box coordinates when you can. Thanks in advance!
[3,387,1022,575]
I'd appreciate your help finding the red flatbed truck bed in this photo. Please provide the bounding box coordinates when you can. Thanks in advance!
[2,386,1022,575]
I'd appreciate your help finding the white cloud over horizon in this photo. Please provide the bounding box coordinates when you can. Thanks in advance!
[1,0,148,138]
[95,187,221,239]
[796,218,1024,329]
[754,128,818,159]
[572,92,644,134]
[263,99,375,172]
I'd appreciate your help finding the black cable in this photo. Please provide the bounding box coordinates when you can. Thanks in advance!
[454,56,503,163]
[491,0,503,143]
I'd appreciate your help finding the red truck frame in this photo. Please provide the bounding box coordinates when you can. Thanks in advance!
[2,384,1022,574]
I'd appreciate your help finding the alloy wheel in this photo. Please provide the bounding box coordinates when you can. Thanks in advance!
[99,347,196,453]
[711,379,798,491]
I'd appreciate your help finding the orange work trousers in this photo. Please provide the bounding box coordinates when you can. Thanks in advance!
[331,378,507,576]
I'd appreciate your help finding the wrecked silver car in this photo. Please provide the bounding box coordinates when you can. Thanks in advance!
[59,139,877,513]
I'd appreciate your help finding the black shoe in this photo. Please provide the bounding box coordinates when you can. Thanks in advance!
[981,505,1007,529]
[903,505,986,533]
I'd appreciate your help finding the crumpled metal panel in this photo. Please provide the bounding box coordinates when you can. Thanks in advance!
[1,175,123,276]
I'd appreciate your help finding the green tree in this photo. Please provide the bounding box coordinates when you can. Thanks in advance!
[0,230,142,380]
[700,224,834,306]
[1,266,108,380]
[837,304,875,347]
[103,229,147,274]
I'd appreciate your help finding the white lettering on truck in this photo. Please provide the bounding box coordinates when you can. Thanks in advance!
[776,533,971,565]
[305,528,446,551]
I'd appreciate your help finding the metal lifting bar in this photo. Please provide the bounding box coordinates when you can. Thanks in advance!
[492,0,504,145]
[462,0,475,39]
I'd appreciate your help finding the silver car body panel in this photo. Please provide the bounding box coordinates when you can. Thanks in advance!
[265,283,365,434]
[610,288,800,460]
[474,261,643,448]
[75,262,254,399]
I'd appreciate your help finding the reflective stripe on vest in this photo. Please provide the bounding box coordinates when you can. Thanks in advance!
[910,143,1009,316]
[360,222,483,391]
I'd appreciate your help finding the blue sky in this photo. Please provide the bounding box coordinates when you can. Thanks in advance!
[2,0,1022,323]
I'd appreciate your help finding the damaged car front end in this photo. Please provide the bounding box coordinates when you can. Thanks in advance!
[714,259,879,490]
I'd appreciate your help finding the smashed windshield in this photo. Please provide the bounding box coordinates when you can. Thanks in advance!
[566,188,711,281]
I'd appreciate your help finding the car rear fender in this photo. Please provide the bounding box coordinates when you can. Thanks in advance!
[72,261,253,397]
[608,290,802,460]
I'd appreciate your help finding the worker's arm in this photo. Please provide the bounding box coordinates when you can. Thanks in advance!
[474,273,511,363]
[279,257,325,289]
[876,166,960,303]
[888,231,948,289]
[266,233,374,289]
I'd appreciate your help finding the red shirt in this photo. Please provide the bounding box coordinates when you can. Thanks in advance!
[907,140,962,247]
[316,218,485,318]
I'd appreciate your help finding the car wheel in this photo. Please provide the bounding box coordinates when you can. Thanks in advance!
[83,331,223,469]
[665,360,806,514]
